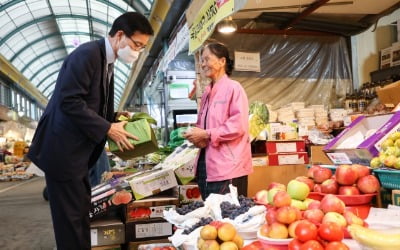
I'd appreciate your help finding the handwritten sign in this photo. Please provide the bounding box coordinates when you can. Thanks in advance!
[188,0,234,53]
[234,51,261,72]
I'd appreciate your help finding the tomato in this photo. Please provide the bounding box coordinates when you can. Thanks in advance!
[288,238,303,250]
[191,187,201,198]
[318,222,344,242]
[325,241,349,250]
[186,188,193,199]
[295,221,318,242]
[299,240,324,250]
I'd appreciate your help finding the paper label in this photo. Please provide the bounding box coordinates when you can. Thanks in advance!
[234,51,261,72]
[278,154,304,164]
[276,143,297,153]
[90,229,98,246]
[326,152,352,164]
[135,222,172,238]
[252,157,267,167]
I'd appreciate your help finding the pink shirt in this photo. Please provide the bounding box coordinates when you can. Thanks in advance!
[196,74,253,181]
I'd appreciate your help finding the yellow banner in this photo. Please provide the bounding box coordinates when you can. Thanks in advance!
[189,0,234,53]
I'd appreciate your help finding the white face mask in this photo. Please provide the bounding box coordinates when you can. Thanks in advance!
[117,44,140,64]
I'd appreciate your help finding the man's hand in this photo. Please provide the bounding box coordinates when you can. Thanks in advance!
[115,111,131,121]
[184,127,209,148]
[107,121,138,151]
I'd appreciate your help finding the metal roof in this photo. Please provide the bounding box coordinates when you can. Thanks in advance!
[0,0,154,109]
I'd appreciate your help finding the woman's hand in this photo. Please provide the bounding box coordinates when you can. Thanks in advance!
[184,127,209,148]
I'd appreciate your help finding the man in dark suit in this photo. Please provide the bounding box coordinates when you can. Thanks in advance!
[28,12,153,249]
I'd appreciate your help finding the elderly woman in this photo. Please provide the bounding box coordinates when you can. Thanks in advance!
[184,42,253,200]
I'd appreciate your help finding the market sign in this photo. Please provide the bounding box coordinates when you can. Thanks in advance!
[188,0,235,53]
[234,51,261,72]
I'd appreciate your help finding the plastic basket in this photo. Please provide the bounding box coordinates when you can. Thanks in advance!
[373,168,400,189]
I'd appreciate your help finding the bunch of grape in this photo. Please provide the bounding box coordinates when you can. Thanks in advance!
[175,201,204,215]
[183,217,213,234]
[220,195,255,219]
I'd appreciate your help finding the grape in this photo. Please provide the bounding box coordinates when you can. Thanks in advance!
[176,201,204,215]
[220,196,255,219]
[182,217,213,234]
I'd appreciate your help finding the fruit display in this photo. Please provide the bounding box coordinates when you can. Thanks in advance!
[183,217,213,235]
[197,222,244,250]
[220,195,255,220]
[348,224,400,250]
[370,131,400,169]
[176,201,204,215]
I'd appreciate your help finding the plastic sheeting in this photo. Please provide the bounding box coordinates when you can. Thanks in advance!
[211,33,353,110]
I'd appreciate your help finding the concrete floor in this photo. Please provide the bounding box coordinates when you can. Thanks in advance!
[0,177,56,250]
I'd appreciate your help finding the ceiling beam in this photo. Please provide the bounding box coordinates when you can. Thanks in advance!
[281,0,330,30]
[236,28,337,36]
[20,46,70,74]
[29,58,65,82]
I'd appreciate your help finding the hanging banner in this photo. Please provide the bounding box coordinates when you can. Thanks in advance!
[188,0,235,54]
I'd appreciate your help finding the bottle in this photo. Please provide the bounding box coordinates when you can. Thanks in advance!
[358,90,366,113]
[351,92,358,112]
[344,93,351,109]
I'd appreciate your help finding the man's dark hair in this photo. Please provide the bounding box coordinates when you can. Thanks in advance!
[109,12,154,36]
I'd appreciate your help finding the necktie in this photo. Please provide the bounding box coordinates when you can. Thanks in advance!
[103,63,113,117]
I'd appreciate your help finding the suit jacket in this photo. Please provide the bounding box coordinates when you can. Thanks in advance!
[28,39,115,181]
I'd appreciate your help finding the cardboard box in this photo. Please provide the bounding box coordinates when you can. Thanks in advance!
[125,196,179,222]
[127,168,178,200]
[392,44,400,66]
[90,181,133,219]
[108,119,158,160]
[91,244,121,250]
[268,152,309,165]
[90,219,125,247]
[310,145,333,165]
[173,184,202,203]
[125,218,173,242]
[393,190,400,206]
[324,112,400,165]
[266,140,305,154]
[380,46,392,69]
[377,81,400,107]
[127,239,171,250]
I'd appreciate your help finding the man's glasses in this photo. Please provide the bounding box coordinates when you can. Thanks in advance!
[126,36,146,52]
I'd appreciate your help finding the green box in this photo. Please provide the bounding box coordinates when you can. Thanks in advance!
[108,119,158,160]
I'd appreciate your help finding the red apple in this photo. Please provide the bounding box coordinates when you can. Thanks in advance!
[335,164,358,185]
[313,168,333,184]
[266,207,278,225]
[303,208,324,224]
[273,190,292,208]
[259,223,270,237]
[307,165,322,179]
[322,212,347,227]
[313,184,322,193]
[276,206,299,225]
[307,200,321,210]
[338,185,360,195]
[320,179,339,194]
[357,175,380,194]
[288,220,305,238]
[255,189,269,204]
[351,164,371,178]
[343,210,364,226]
[267,182,286,191]
[296,176,315,191]
[320,194,345,214]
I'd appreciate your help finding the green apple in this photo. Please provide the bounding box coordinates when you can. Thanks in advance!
[395,139,400,148]
[384,155,397,167]
[379,153,388,164]
[385,146,397,156]
[389,132,400,142]
[370,157,381,169]
[381,139,394,151]
[394,158,400,170]
[291,198,307,210]
[287,179,310,201]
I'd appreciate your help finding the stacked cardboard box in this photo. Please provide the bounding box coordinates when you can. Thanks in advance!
[266,140,309,165]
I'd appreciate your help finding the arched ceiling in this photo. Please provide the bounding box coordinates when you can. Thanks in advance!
[0,0,154,109]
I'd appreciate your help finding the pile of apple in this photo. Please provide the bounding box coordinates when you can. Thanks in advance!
[307,164,380,196]
[197,221,244,250]
[370,131,400,169]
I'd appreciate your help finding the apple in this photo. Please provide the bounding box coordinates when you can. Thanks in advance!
[313,184,322,192]
[276,206,299,224]
[296,176,315,190]
[287,179,310,201]
[320,179,339,194]
[313,168,333,184]
[288,220,305,238]
[370,157,381,169]
[383,154,397,167]
[343,210,364,226]
[303,198,315,208]
[322,212,347,227]
[268,222,289,239]
[338,185,360,195]
[351,164,370,178]
[307,200,321,210]
[381,138,394,151]
[268,188,281,204]
[395,158,400,170]
[335,165,358,185]
[259,223,269,237]
[307,165,322,179]
[291,199,307,211]
[273,190,292,208]
[266,207,278,225]
[303,208,324,224]
[267,182,286,191]
[390,131,400,141]
[255,189,269,204]
[357,175,380,194]
[320,194,345,214]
